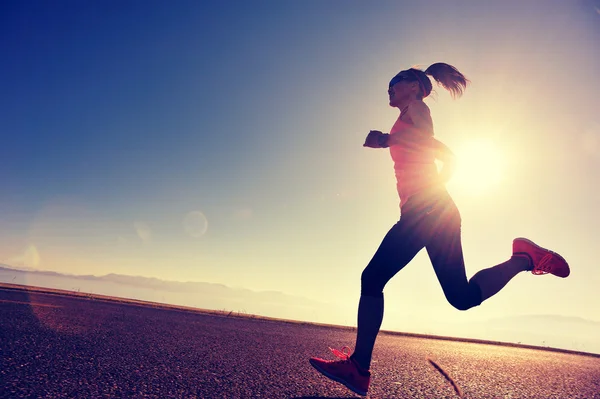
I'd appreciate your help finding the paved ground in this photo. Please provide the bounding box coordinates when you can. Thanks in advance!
[1,285,599,399]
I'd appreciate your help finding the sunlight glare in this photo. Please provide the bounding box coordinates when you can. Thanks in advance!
[451,139,505,195]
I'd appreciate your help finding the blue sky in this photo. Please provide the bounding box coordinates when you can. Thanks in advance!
[2,1,600,331]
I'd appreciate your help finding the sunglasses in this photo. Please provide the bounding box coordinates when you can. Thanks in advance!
[388,75,411,92]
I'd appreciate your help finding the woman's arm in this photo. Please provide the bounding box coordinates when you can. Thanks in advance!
[431,138,456,183]
[363,101,435,149]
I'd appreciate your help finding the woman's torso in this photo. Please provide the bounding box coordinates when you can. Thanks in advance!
[389,110,439,207]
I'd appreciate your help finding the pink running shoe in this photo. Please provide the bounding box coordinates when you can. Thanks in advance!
[513,238,570,278]
[309,347,370,396]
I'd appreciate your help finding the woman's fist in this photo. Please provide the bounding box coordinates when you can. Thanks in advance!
[363,130,389,148]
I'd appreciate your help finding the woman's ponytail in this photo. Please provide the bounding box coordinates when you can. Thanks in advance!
[423,63,469,99]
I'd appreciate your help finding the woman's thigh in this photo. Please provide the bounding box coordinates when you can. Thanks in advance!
[425,203,480,309]
[361,213,430,295]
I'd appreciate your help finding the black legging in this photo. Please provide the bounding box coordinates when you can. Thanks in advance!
[360,189,482,310]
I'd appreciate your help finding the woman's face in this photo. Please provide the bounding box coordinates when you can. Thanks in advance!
[388,75,418,107]
[388,81,410,107]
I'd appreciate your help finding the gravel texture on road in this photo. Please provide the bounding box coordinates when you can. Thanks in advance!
[1,286,599,399]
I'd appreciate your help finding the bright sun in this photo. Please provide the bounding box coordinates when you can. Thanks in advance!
[449,139,505,194]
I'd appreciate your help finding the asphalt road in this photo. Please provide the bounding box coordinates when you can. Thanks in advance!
[1,285,599,399]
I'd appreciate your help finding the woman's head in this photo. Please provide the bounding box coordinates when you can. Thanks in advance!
[388,63,469,108]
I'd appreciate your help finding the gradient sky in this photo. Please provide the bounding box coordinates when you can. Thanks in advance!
[2,1,600,330]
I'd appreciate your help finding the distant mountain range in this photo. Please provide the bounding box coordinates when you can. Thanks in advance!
[445,313,600,353]
[0,264,326,322]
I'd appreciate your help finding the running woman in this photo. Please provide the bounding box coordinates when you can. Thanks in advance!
[309,63,570,396]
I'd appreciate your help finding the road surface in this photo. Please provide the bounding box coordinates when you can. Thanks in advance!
[1,285,599,398]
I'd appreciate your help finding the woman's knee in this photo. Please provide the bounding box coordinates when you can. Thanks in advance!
[445,287,482,311]
[448,297,475,311]
[360,268,386,297]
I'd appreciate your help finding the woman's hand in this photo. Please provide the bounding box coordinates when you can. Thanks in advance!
[363,130,389,148]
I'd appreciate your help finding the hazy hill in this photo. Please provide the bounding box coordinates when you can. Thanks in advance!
[0,265,325,322]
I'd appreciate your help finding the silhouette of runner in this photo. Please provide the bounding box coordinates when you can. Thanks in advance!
[309,62,570,397]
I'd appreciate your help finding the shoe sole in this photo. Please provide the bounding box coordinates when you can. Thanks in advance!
[514,237,570,278]
[309,359,368,396]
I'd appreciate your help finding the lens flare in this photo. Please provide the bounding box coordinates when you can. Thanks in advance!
[7,244,40,269]
[134,221,152,242]
[183,211,208,238]
[581,124,599,157]
[23,245,40,268]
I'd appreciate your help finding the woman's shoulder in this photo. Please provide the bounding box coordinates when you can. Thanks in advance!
[406,100,434,136]
[407,100,431,115]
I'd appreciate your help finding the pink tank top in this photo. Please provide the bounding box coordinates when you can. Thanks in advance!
[389,114,438,207]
